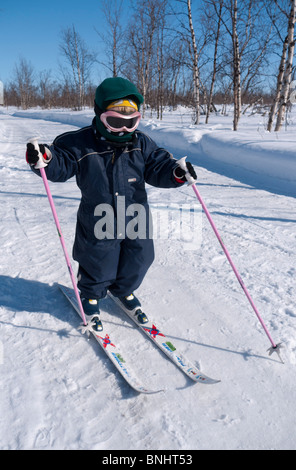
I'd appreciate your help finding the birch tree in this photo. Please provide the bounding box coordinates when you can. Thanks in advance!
[220,0,272,130]
[218,0,241,130]
[166,40,187,110]
[97,0,125,77]
[39,70,53,109]
[231,0,241,130]
[60,26,95,110]
[267,35,289,131]
[13,58,36,109]
[186,0,201,124]
[204,0,224,124]
[173,0,207,124]
[155,0,170,120]
[127,0,163,117]
[274,0,296,131]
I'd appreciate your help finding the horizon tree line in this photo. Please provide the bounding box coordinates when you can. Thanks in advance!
[2,0,296,132]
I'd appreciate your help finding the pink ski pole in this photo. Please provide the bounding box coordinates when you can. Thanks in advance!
[29,139,87,326]
[177,157,283,362]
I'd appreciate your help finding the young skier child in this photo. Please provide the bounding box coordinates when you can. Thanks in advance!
[26,77,197,331]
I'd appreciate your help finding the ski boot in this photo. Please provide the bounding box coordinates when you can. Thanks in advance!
[81,297,103,332]
[119,294,149,324]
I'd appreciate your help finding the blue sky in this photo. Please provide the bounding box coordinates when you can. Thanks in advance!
[0,0,112,85]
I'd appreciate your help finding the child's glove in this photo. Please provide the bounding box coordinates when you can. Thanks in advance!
[26,143,52,167]
[174,161,197,183]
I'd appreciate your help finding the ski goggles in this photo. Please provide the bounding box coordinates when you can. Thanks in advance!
[100,110,141,133]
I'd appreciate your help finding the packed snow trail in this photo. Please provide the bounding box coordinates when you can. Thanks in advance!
[0,109,296,450]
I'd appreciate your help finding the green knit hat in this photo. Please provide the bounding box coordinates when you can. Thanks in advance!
[94,77,144,142]
[95,77,144,111]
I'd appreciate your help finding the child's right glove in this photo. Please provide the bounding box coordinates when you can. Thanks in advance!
[26,143,52,168]
[173,161,197,184]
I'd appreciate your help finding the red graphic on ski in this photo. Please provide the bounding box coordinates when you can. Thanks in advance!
[143,324,165,339]
[97,333,116,349]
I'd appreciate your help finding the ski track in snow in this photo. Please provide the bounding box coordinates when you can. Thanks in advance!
[0,109,295,450]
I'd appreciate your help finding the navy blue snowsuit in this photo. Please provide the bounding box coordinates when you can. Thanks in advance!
[37,119,183,299]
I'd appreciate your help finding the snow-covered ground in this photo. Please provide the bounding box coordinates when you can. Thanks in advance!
[0,105,295,450]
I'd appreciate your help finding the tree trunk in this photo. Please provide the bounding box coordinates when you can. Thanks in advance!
[274,0,296,132]
[187,0,200,125]
[206,0,223,124]
[267,35,288,132]
[232,0,241,131]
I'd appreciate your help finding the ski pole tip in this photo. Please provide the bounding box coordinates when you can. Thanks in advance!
[267,343,284,364]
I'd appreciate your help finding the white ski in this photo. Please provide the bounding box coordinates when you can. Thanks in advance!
[58,284,163,395]
[108,292,220,385]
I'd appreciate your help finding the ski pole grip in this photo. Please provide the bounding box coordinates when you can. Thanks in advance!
[28,137,48,169]
[176,156,196,185]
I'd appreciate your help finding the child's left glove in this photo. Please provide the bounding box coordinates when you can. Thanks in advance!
[173,161,197,183]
